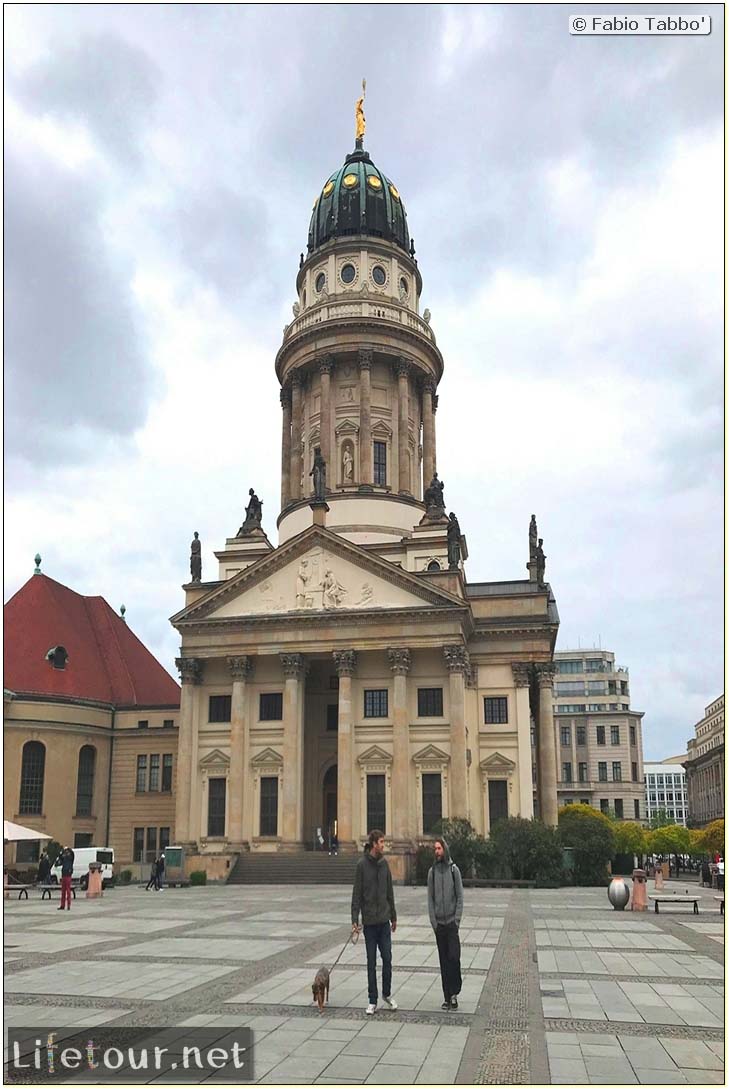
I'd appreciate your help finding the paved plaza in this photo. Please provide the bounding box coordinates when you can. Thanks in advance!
[4,879,724,1083]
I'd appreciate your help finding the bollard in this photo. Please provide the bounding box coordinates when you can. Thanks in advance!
[655,867,665,890]
[631,868,647,912]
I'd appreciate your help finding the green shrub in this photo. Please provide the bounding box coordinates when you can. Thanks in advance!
[189,870,207,886]
[558,804,616,885]
[118,869,132,885]
[415,845,434,885]
[471,836,498,879]
[489,817,564,884]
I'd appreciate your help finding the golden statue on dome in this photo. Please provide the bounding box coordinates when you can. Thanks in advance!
[355,78,366,144]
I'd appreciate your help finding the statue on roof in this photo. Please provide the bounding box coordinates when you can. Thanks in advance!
[536,537,546,586]
[529,514,538,563]
[190,531,202,582]
[355,78,366,144]
[310,447,327,501]
[423,472,446,519]
[237,489,263,536]
[447,512,462,570]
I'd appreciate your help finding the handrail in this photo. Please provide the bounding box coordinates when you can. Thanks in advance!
[284,299,435,343]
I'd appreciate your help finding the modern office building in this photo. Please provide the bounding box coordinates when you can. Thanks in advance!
[551,648,646,821]
[684,695,724,827]
[644,758,689,826]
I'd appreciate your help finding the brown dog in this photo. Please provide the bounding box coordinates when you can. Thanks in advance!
[312,966,330,1012]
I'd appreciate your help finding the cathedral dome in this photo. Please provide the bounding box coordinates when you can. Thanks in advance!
[307,144,410,255]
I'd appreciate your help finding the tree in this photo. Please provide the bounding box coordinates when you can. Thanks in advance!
[488,817,563,884]
[700,819,725,857]
[647,824,691,874]
[558,803,616,885]
[431,818,479,875]
[649,809,676,830]
[613,821,647,859]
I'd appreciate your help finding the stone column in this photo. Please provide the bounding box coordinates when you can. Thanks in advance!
[396,357,411,493]
[174,657,201,844]
[333,650,357,846]
[227,655,254,845]
[358,348,372,484]
[388,648,412,841]
[318,355,334,473]
[421,379,435,488]
[432,393,438,475]
[280,387,292,508]
[289,374,303,501]
[536,663,558,827]
[512,662,534,818]
[280,652,305,845]
[444,646,469,820]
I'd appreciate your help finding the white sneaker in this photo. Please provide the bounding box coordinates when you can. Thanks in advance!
[366,1003,377,1015]
[383,995,398,1010]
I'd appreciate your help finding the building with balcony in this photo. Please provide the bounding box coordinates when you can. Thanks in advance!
[684,695,724,827]
[644,757,689,826]
[549,648,646,821]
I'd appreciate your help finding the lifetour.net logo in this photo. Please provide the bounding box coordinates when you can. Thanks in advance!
[5,1027,255,1084]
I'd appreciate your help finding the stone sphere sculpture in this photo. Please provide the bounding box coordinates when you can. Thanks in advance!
[608,876,630,910]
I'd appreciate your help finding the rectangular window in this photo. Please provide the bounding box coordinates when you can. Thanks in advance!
[137,720,149,730]
[133,828,144,862]
[557,660,583,674]
[149,753,160,792]
[73,833,92,849]
[329,675,340,690]
[555,682,585,696]
[588,704,603,712]
[422,773,442,834]
[208,695,232,723]
[562,762,573,783]
[364,689,388,718]
[608,681,617,694]
[484,697,508,724]
[614,798,624,819]
[596,724,606,745]
[598,762,608,782]
[159,827,171,852]
[586,659,604,672]
[367,774,386,833]
[600,799,610,814]
[558,704,587,713]
[260,776,278,836]
[620,681,628,695]
[631,762,638,782]
[580,797,590,805]
[611,725,620,745]
[326,704,338,732]
[373,441,387,486]
[163,719,174,729]
[260,692,283,720]
[146,826,157,862]
[576,725,586,746]
[418,688,443,717]
[578,762,588,782]
[162,754,173,792]
[136,754,147,792]
[630,725,636,746]
[612,762,622,782]
[207,778,226,837]
[560,726,571,746]
[587,681,607,694]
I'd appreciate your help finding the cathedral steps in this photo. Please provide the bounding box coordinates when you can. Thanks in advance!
[227,851,360,885]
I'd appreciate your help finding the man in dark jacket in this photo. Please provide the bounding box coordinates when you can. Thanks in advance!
[351,829,397,1015]
[37,850,51,885]
[58,846,75,911]
[427,836,464,1009]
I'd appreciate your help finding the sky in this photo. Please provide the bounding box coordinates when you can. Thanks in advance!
[4,4,723,761]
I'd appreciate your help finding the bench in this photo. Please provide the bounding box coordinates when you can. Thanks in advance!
[40,883,77,901]
[649,894,700,914]
[714,896,724,915]
[4,884,33,900]
[464,878,536,889]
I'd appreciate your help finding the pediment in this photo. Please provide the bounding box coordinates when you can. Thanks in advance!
[172,525,466,624]
[412,744,450,766]
[250,747,283,767]
[199,748,230,770]
[480,752,516,772]
[358,745,393,766]
[335,418,359,435]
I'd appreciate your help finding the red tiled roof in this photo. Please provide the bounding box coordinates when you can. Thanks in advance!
[4,574,180,708]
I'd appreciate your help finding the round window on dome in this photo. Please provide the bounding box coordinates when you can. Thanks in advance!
[367,175,382,190]
[315,272,326,293]
[372,265,387,286]
[342,173,358,189]
[322,180,334,197]
[389,184,400,200]
[340,264,356,285]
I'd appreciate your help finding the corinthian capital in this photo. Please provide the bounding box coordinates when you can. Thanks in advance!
[421,377,436,398]
[176,657,202,685]
[228,655,255,681]
[511,662,531,688]
[534,662,557,689]
[318,354,334,375]
[280,652,305,679]
[280,386,291,409]
[333,650,357,677]
[358,347,373,371]
[387,648,412,675]
[394,356,411,379]
[443,645,469,673]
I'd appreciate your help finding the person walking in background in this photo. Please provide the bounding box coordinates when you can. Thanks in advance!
[58,846,75,910]
[428,837,464,1010]
[351,830,398,1015]
[156,853,166,891]
[37,850,51,886]
[145,858,158,891]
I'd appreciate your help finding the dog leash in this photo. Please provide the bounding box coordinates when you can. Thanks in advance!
[329,927,360,975]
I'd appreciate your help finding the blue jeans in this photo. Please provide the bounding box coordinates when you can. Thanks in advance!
[363,922,392,1005]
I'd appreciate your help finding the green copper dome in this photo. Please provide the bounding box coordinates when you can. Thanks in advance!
[307,145,411,255]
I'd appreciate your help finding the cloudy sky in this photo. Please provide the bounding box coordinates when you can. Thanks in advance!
[5,4,723,759]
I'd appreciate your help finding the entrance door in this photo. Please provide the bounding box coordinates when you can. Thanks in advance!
[323,764,337,845]
[488,780,508,827]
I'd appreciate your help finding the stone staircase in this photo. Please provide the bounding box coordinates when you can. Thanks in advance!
[227,851,360,885]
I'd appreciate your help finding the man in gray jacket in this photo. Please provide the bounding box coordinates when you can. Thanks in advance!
[352,830,398,1015]
[427,837,464,1009]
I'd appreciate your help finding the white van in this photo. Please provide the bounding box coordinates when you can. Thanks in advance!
[52,847,115,889]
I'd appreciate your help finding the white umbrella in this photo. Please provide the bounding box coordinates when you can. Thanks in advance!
[3,820,51,843]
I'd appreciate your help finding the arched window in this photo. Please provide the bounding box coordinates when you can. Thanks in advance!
[76,745,96,816]
[46,645,68,670]
[427,560,442,572]
[19,741,45,815]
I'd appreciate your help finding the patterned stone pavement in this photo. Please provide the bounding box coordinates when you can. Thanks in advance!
[3,878,724,1083]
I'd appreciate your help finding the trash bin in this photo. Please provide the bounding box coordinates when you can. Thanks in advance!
[631,868,647,912]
